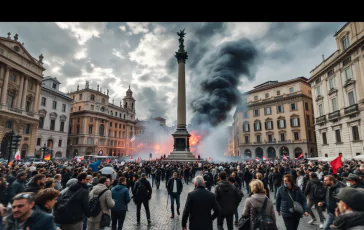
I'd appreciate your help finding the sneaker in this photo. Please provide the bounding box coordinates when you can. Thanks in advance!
[319,223,324,229]
[170,214,174,218]
[177,209,180,215]
[308,219,316,225]
[148,220,151,225]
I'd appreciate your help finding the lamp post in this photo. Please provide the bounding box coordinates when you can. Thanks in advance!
[40,144,47,160]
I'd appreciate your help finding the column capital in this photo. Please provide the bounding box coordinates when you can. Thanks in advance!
[175,51,188,63]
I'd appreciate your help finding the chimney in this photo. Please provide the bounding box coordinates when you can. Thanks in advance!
[322,54,324,62]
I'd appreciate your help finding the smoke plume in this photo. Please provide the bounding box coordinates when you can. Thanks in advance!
[190,39,259,127]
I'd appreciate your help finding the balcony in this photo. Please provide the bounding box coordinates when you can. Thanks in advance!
[344,104,359,115]
[316,115,327,125]
[253,141,262,144]
[278,140,292,143]
[328,110,340,121]
[8,107,22,114]
[265,140,277,144]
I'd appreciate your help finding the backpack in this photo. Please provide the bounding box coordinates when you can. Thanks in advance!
[312,183,326,200]
[54,188,84,224]
[254,197,277,230]
[88,189,108,217]
[136,181,148,197]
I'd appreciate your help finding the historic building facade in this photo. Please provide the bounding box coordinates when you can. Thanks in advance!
[67,82,137,157]
[0,33,45,159]
[232,77,317,160]
[35,77,72,158]
[309,22,364,158]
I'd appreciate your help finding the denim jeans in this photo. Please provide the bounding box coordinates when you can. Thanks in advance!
[111,210,126,230]
[274,184,280,199]
[234,209,239,222]
[245,181,251,194]
[151,175,155,187]
[170,192,180,214]
[324,213,335,230]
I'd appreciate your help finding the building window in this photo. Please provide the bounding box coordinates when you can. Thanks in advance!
[291,117,300,127]
[90,94,95,101]
[265,93,269,98]
[294,132,299,140]
[277,105,284,113]
[277,90,280,95]
[52,83,57,89]
[62,104,66,112]
[278,119,285,129]
[290,103,297,111]
[265,107,271,115]
[318,104,324,116]
[115,112,117,117]
[25,101,31,112]
[341,36,349,50]
[329,77,335,90]
[5,121,13,129]
[254,121,261,131]
[335,129,342,143]
[50,120,55,131]
[37,138,41,146]
[243,112,248,119]
[39,117,44,129]
[244,136,249,144]
[78,106,81,111]
[88,138,93,145]
[352,126,360,141]
[89,125,93,134]
[91,105,94,110]
[268,134,273,142]
[254,96,258,100]
[79,94,82,100]
[243,123,250,132]
[322,132,327,145]
[90,117,93,122]
[58,140,62,147]
[110,122,112,127]
[76,124,80,134]
[25,124,31,134]
[289,87,294,93]
[9,74,16,82]
[254,109,260,117]
[328,69,334,76]
[348,91,355,106]
[41,97,46,106]
[52,101,57,109]
[316,85,321,96]
[101,107,105,112]
[60,121,65,132]
[305,102,309,111]
[331,97,338,112]
[280,133,285,141]
[265,120,273,130]
[344,67,352,80]
[99,125,105,136]
[256,135,261,143]
[102,98,105,104]
[7,93,15,108]
[77,118,80,123]
[306,115,310,126]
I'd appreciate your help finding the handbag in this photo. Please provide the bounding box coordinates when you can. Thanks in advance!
[237,215,250,230]
[286,190,304,215]
[100,212,111,228]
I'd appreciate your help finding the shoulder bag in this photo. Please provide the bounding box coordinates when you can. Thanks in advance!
[286,190,304,216]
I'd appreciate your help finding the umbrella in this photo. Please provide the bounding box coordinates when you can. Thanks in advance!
[100,167,115,175]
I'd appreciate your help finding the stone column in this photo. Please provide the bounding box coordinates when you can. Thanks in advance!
[177,62,186,129]
[0,64,4,97]
[33,82,41,112]
[0,65,10,106]
[17,74,24,109]
[21,76,28,110]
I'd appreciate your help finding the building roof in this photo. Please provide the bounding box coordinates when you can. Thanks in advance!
[42,84,72,101]
[334,22,350,37]
[245,76,309,94]
[43,76,61,84]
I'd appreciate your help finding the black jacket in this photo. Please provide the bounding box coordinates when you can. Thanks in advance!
[63,181,90,222]
[182,186,221,230]
[167,178,183,194]
[304,178,324,200]
[332,211,364,230]
[3,205,56,230]
[215,180,242,216]
[133,178,152,202]
[24,182,42,194]
[258,178,270,198]
[322,182,340,214]
[276,186,309,218]
[272,172,282,185]
[243,170,253,182]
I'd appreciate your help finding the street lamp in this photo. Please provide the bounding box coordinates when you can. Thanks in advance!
[40,144,47,160]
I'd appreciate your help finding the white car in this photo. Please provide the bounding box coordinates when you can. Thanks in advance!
[25,158,45,166]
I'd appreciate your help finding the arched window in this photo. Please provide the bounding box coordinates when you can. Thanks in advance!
[100,107,105,112]
[99,124,105,136]
[90,94,95,101]
[115,112,117,116]
[5,120,13,129]
[131,103,134,109]
[102,98,105,104]
[124,114,126,119]
[125,102,128,108]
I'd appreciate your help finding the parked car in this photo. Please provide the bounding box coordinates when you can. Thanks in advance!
[24,158,45,166]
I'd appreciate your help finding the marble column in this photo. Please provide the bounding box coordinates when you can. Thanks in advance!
[176,61,187,129]
[33,82,41,112]
[21,76,28,110]
[0,64,4,97]
[0,65,10,106]
[17,74,24,109]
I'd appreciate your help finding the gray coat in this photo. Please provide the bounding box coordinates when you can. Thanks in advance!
[242,193,276,230]
[88,184,115,223]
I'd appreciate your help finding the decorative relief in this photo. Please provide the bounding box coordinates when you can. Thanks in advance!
[38,109,47,117]
[59,115,67,122]
[49,112,58,120]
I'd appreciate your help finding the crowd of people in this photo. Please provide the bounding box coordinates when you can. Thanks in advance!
[0,155,363,230]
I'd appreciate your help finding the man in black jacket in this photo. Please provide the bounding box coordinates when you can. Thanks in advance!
[304,172,325,227]
[215,171,242,230]
[318,175,341,230]
[58,172,90,230]
[182,176,220,230]
[167,172,183,218]
[133,173,152,226]
[24,174,45,194]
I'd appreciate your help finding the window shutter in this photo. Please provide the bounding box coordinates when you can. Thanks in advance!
[265,122,267,130]
[284,119,286,128]
[248,124,250,132]
[277,120,280,129]
[271,121,273,130]
[254,123,256,131]
[290,118,293,127]
[297,118,300,127]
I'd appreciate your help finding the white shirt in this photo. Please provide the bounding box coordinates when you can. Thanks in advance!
[173,179,177,193]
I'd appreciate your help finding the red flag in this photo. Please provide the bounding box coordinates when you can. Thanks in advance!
[298,153,303,159]
[263,155,268,161]
[282,155,287,160]
[105,158,110,164]
[330,156,342,174]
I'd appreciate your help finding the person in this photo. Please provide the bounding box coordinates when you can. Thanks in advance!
[111,177,130,230]
[57,172,91,230]
[296,171,304,191]
[242,179,276,230]
[59,178,78,197]
[272,168,282,199]
[3,192,56,230]
[35,188,60,214]
[25,174,46,194]
[10,171,27,200]
[330,187,364,230]
[344,173,364,188]
[256,172,270,198]
[88,176,115,230]
[214,171,242,230]
[243,167,253,194]
[203,169,214,191]
[227,177,244,225]
[181,176,221,230]
[276,174,309,230]
[155,167,162,189]
[133,173,152,226]
[304,172,325,228]
[167,172,183,218]
[54,174,63,191]
[318,175,341,230]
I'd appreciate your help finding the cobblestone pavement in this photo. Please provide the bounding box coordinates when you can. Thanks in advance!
[105,176,324,230]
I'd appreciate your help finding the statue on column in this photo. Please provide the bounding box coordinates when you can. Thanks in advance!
[77,84,79,91]
[177,29,186,51]
[107,89,109,96]
[97,85,99,91]
[85,81,89,89]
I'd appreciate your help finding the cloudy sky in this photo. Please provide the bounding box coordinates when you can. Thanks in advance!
[0,22,345,126]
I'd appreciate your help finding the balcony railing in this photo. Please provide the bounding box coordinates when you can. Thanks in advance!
[278,140,292,143]
[316,115,326,124]
[27,112,35,117]
[265,140,277,144]
[253,141,262,144]
[328,110,340,120]
[8,107,22,114]
[344,104,359,115]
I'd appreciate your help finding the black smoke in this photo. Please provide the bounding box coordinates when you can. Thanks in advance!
[190,39,259,127]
